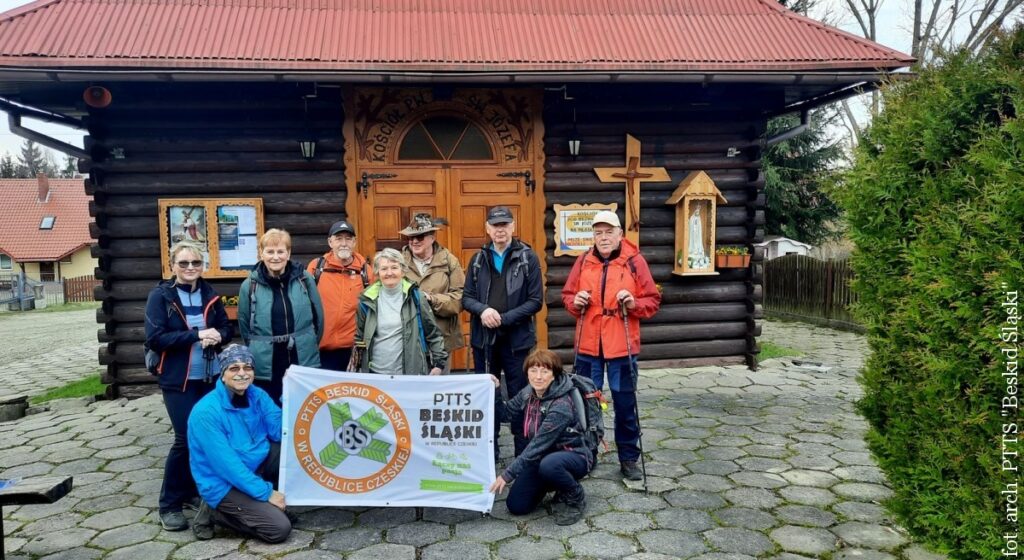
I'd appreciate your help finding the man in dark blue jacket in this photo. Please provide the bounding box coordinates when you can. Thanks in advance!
[463,206,543,459]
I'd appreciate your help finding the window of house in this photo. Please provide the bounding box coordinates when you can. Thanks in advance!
[40,216,56,229]
[0,254,11,270]
[60,254,73,264]
[397,116,494,161]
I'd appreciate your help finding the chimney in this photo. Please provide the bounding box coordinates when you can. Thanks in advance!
[37,173,50,203]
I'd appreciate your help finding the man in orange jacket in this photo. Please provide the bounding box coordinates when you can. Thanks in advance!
[306,220,375,371]
[561,210,661,481]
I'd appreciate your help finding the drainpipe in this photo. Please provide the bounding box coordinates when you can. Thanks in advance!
[0,97,89,160]
[762,109,810,148]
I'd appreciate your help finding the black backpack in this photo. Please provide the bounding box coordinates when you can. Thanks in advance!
[144,299,179,375]
[566,373,607,462]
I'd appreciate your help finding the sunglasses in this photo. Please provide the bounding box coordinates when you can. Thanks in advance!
[176,260,203,269]
[408,234,431,242]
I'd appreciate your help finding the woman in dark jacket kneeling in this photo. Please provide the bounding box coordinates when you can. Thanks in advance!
[489,349,592,526]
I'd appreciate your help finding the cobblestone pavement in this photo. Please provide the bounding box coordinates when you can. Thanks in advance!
[0,319,950,559]
[0,309,100,400]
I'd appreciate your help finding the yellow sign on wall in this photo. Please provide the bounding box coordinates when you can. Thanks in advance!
[553,203,618,257]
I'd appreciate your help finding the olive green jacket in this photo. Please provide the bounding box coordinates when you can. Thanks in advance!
[402,243,465,351]
[354,279,448,374]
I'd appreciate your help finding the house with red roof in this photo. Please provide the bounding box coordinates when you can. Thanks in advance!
[0,175,96,282]
[0,0,912,394]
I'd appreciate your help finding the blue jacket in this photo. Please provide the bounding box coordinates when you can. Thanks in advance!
[462,238,543,351]
[144,279,233,391]
[188,380,282,508]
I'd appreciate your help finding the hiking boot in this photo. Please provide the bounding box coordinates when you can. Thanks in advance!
[620,460,643,481]
[191,500,214,540]
[159,510,188,531]
[183,497,202,511]
[555,488,586,526]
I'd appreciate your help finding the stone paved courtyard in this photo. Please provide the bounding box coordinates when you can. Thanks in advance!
[0,316,951,559]
[0,309,100,400]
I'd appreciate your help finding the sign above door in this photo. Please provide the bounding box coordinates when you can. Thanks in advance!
[345,87,542,167]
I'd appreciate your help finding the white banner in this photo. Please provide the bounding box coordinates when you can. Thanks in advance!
[280,366,496,513]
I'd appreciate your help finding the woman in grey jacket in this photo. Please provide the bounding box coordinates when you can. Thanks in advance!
[353,248,447,375]
[238,229,323,404]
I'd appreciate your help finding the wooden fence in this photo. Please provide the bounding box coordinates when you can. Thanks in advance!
[62,275,100,303]
[763,255,861,331]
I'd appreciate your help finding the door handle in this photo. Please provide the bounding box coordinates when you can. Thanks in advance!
[497,170,535,195]
[357,172,397,198]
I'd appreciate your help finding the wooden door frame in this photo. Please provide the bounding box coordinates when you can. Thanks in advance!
[342,86,549,349]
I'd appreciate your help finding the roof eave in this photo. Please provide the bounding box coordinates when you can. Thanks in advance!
[0,63,911,85]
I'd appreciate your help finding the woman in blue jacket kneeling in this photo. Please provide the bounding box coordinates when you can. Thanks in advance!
[188,344,290,543]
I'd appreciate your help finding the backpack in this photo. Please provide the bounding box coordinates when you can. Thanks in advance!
[313,257,369,288]
[566,373,607,462]
[248,273,321,340]
[144,297,179,375]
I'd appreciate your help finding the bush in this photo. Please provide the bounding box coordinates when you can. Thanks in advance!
[838,27,1024,558]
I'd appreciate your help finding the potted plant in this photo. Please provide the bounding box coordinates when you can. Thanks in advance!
[715,246,750,268]
[220,295,240,320]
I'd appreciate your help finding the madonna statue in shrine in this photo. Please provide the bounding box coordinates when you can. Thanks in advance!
[688,208,711,270]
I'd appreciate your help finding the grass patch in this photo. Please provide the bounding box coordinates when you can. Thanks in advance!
[757,341,802,360]
[30,301,101,313]
[30,374,105,405]
[0,301,100,320]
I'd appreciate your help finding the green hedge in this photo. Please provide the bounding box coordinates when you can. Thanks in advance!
[839,28,1023,558]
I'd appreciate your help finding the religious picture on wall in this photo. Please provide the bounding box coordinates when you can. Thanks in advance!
[170,206,207,244]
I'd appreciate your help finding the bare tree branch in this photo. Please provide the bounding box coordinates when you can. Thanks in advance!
[841,99,863,142]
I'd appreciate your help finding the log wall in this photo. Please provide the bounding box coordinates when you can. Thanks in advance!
[87,83,766,397]
[87,83,346,398]
[541,89,765,368]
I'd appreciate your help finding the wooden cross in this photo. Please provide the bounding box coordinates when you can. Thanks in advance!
[594,134,670,246]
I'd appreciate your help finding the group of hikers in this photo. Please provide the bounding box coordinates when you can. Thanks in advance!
[144,206,661,541]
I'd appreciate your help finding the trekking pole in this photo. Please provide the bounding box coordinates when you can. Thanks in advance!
[572,297,589,375]
[620,298,648,492]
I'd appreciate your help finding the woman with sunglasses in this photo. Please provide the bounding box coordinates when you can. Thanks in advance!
[144,240,233,532]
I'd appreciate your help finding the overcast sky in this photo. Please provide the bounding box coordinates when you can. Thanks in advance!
[0,0,913,160]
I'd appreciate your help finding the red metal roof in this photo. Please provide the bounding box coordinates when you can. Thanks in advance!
[0,178,94,261]
[0,0,913,72]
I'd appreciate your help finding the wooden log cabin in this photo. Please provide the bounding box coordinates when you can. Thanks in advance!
[0,0,912,397]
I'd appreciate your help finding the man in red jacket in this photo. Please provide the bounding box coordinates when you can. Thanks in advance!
[561,210,661,481]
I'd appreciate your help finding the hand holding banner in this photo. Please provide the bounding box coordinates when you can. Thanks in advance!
[281,366,496,513]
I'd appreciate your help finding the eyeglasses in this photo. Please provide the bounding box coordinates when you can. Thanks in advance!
[225,364,254,380]
[408,234,431,242]
[176,260,203,269]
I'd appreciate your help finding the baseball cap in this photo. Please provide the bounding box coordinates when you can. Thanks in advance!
[592,210,621,228]
[486,206,515,225]
[329,220,356,237]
